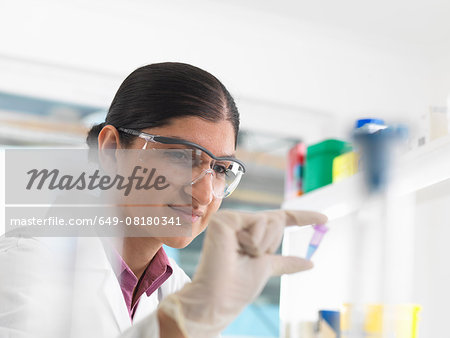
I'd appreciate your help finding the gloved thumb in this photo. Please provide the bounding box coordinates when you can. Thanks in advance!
[284,210,328,227]
[269,255,314,276]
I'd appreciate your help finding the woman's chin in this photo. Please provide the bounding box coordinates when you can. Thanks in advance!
[161,219,208,249]
[162,236,194,249]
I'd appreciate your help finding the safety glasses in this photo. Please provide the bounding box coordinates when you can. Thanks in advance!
[118,127,246,199]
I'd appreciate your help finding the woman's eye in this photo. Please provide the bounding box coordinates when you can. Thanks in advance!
[165,150,190,162]
[213,164,227,176]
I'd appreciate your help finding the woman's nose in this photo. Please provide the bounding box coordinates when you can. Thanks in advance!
[189,170,214,206]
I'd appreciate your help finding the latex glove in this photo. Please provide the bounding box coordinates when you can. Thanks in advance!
[158,209,328,338]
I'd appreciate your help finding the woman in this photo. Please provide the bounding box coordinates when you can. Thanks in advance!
[0,62,327,338]
[86,62,246,334]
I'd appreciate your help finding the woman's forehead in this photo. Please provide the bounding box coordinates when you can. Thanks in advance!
[143,117,236,156]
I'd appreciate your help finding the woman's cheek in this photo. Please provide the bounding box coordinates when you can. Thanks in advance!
[202,199,222,229]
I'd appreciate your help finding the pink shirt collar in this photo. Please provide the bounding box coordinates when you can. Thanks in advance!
[102,240,173,321]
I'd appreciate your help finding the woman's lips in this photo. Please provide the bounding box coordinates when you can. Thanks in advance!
[169,206,202,223]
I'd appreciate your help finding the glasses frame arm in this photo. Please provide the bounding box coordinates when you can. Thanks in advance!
[118,127,246,173]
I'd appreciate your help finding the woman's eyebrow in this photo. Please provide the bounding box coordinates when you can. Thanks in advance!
[217,153,236,159]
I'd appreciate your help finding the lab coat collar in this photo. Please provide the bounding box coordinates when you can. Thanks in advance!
[73,237,132,332]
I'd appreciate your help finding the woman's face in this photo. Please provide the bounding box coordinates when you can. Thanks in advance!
[123,116,236,248]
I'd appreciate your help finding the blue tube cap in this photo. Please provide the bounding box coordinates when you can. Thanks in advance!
[355,118,385,129]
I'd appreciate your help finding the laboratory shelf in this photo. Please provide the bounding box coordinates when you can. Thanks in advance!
[280,135,450,338]
[282,134,450,219]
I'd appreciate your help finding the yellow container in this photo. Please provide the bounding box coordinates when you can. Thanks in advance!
[394,304,421,338]
[341,303,421,338]
[365,304,383,338]
[340,303,383,338]
[340,303,351,338]
[332,151,358,183]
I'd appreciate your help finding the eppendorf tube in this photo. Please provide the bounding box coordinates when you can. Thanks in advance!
[306,224,329,260]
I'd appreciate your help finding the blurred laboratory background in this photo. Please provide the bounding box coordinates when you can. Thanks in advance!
[1,0,450,337]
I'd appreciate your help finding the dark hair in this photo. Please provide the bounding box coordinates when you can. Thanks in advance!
[86,62,240,148]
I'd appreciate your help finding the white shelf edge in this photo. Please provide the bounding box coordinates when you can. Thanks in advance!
[282,135,450,219]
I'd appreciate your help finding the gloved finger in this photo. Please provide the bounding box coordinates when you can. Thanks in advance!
[237,211,323,256]
[254,212,309,256]
[211,209,327,233]
[237,218,281,256]
[269,255,314,276]
[257,217,284,255]
[238,214,268,253]
[237,229,263,257]
[266,223,285,255]
[281,210,328,227]
[264,210,328,255]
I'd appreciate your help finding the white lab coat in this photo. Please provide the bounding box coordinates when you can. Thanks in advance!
[0,235,191,338]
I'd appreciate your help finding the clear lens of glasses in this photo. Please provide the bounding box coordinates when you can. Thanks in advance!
[139,145,244,198]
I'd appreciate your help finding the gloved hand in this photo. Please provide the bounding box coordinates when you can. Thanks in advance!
[158,209,328,338]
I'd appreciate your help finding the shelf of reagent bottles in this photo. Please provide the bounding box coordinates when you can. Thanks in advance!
[282,134,450,220]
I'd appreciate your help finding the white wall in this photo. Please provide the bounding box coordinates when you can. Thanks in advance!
[414,179,450,338]
[0,150,4,236]
[429,43,450,107]
[0,0,438,142]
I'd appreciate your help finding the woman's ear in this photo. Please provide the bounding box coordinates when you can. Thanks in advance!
[97,125,122,175]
